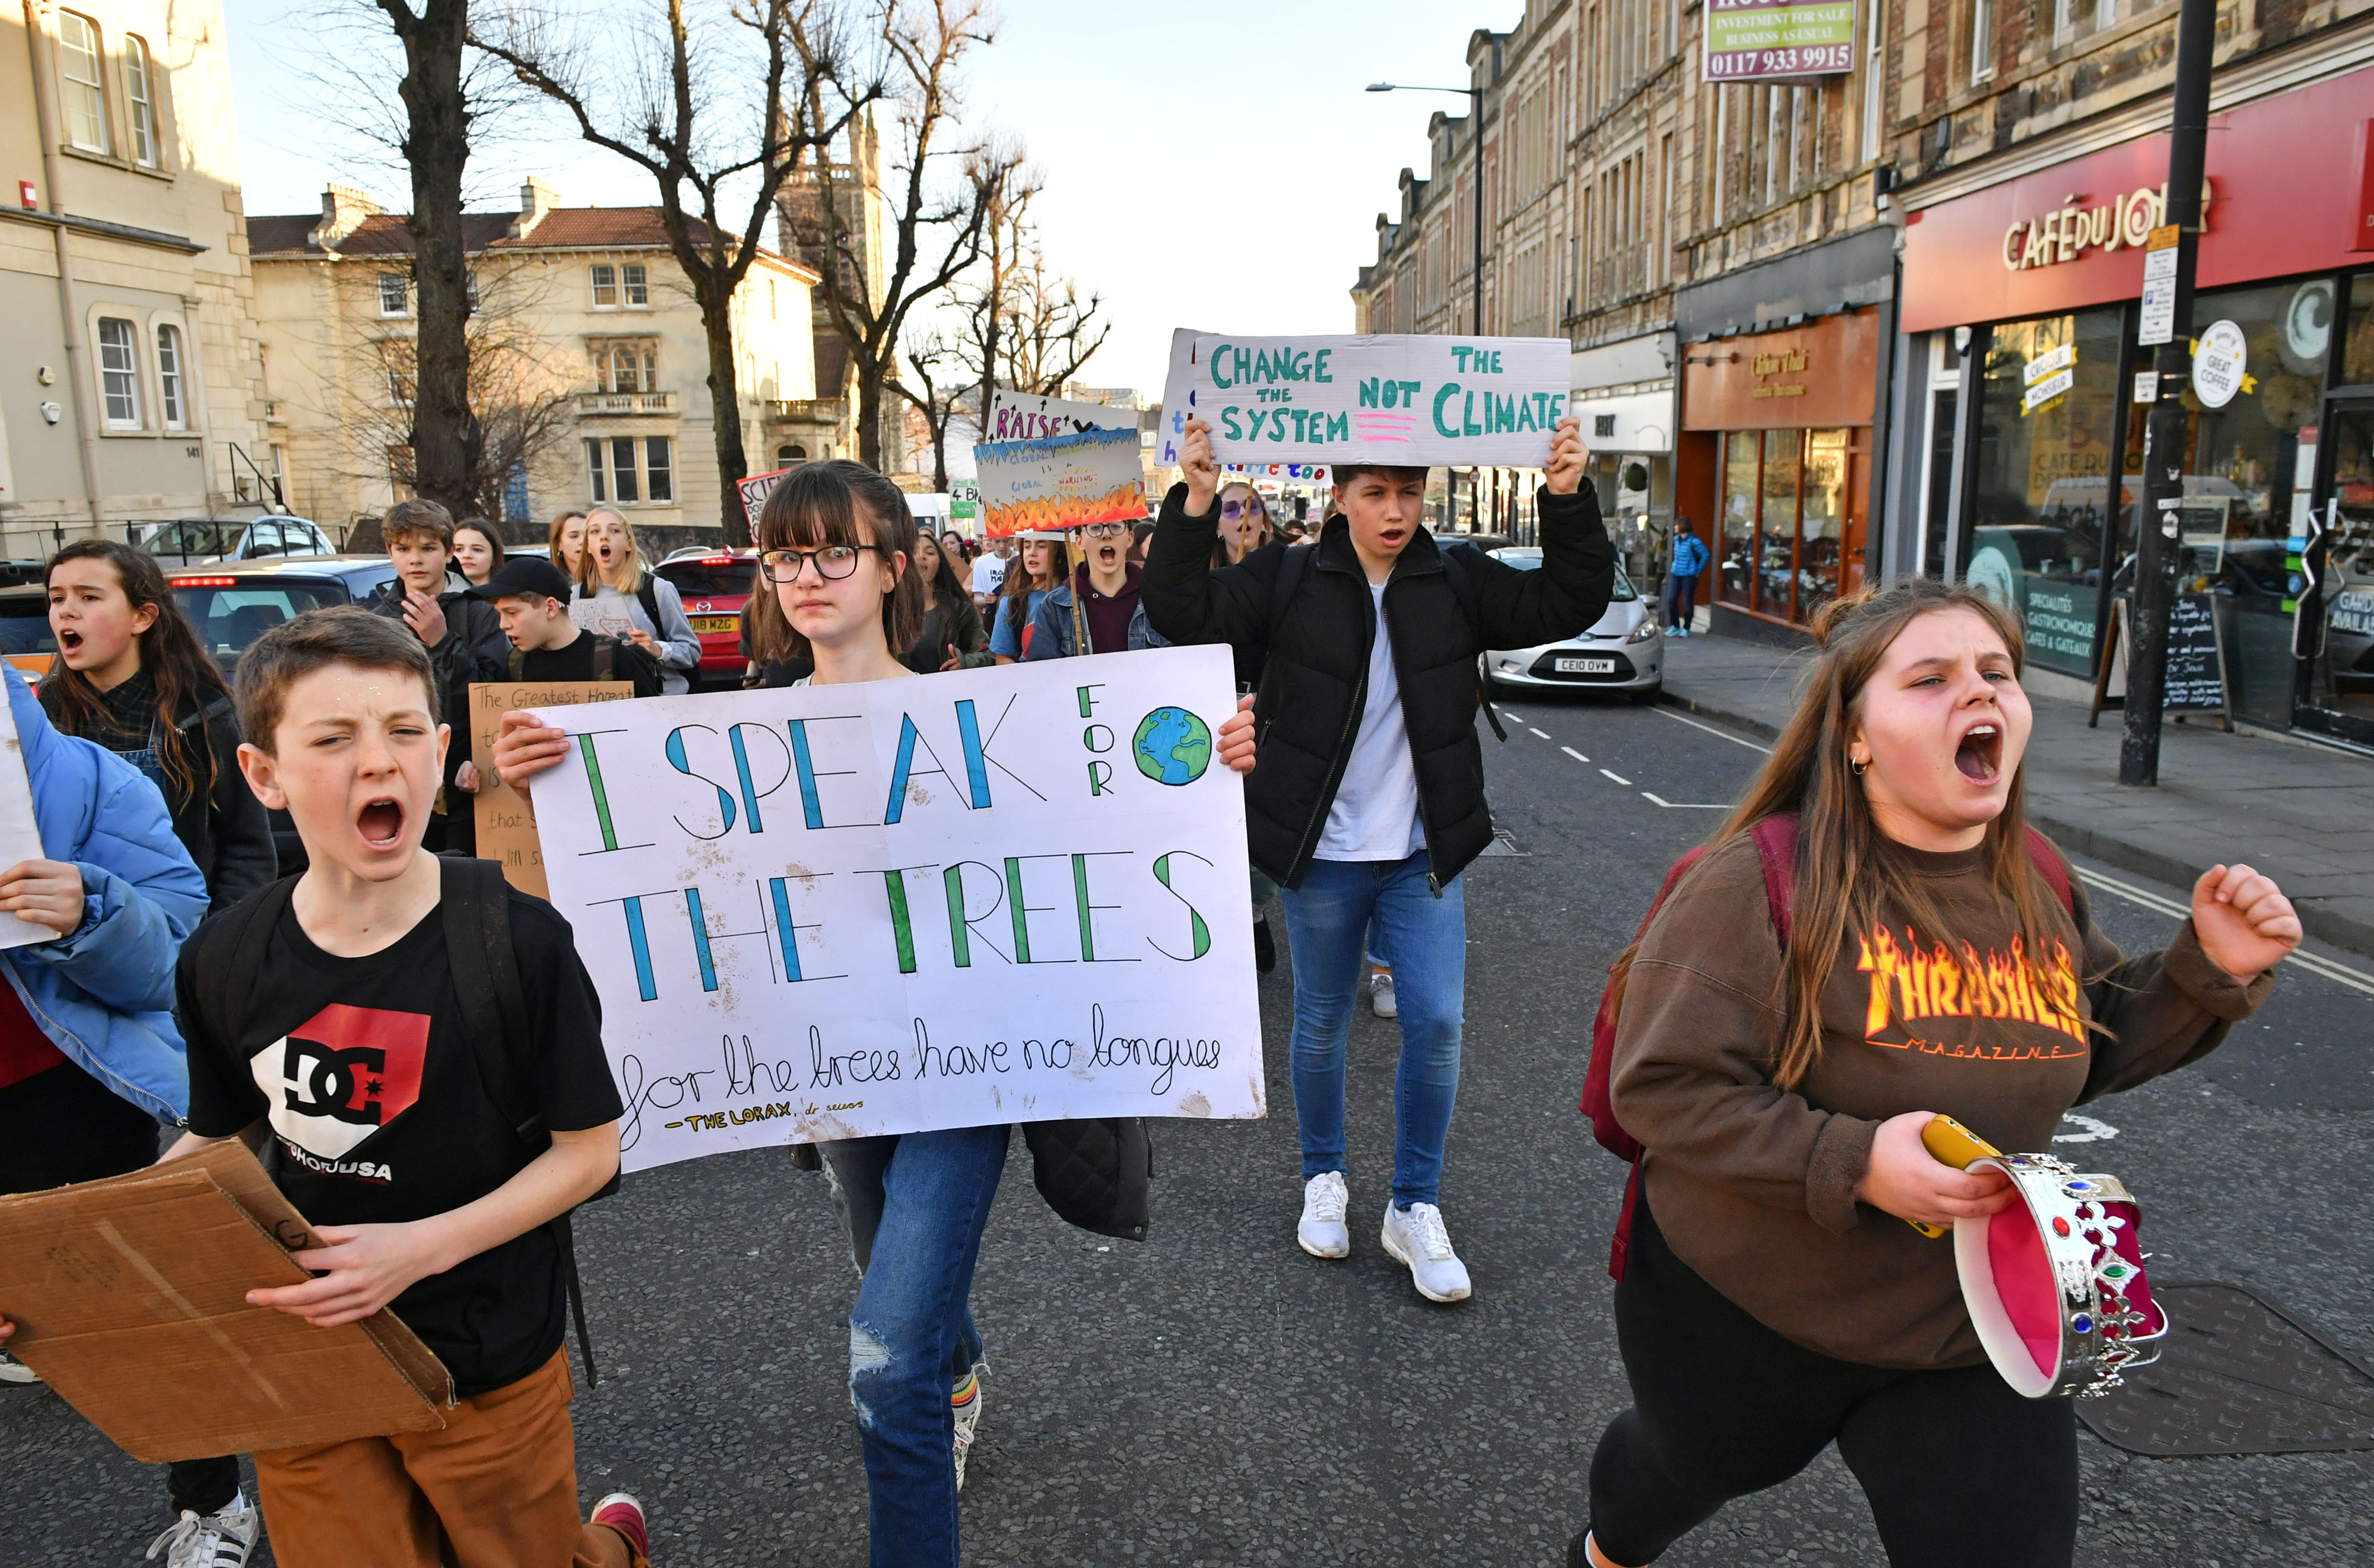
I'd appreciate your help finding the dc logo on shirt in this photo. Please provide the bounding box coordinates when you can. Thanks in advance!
[255,1003,430,1160]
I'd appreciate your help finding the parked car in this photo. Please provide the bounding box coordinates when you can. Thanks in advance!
[170,555,402,871]
[0,582,58,684]
[656,550,758,688]
[1475,549,1662,697]
[139,514,339,566]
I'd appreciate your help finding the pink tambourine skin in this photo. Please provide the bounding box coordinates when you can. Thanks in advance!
[1953,1154,2169,1399]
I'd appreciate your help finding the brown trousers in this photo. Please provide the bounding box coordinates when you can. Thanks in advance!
[252,1348,639,1568]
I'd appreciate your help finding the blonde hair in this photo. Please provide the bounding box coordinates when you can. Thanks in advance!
[579,506,645,595]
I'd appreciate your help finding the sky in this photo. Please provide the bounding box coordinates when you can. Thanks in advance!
[221,0,1502,394]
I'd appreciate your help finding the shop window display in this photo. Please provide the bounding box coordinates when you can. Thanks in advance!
[1715,427,1852,626]
[2310,410,2374,724]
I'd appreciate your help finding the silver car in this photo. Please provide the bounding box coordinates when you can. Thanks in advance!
[1476,549,1663,697]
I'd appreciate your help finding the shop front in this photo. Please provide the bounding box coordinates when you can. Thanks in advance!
[1898,61,2374,743]
[1679,307,1881,636]
[1572,332,1677,583]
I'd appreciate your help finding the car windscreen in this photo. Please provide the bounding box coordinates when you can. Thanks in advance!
[0,598,55,657]
[174,580,353,662]
[660,561,756,601]
[1486,550,1638,601]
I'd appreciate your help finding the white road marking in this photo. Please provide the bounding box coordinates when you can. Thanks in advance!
[1528,727,1552,739]
[2052,1113,2120,1144]
[1653,706,1774,753]
[1601,769,1632,786]
[1561,746,1591,764]
[2074,866,2374,996]
[1642,793,1728,809]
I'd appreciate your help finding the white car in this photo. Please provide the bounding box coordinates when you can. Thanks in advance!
[1475,549,1664,697]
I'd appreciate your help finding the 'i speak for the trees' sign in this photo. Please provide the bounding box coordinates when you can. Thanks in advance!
[1159,333,1570,469]
[523,647,1264,1173]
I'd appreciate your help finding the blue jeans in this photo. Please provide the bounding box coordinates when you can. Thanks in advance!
[820,1125,1009,1568]
[1277,853,1465,1208]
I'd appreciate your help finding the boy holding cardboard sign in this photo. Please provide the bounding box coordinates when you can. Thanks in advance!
[147,608,640,1567]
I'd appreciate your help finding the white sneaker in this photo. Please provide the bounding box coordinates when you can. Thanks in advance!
[1381,1201,1472,1303]
[0,1348,38,1385]
[146,1493,260,1568]
[1369,971,1398,1018]
[951,1361,986,1491]
[1297,1172,1350,1259]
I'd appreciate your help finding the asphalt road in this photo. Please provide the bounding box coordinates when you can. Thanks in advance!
[6,691,2371,1566]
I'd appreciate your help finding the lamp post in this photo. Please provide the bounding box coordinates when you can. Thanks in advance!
[1370,78,1486,532]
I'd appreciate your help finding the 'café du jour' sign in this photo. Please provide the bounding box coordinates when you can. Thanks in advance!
[2001,180,2213,272]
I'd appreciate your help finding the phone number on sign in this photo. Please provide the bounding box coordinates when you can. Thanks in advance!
[1707,44,1853,76]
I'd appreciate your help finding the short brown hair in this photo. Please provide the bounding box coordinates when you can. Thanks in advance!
[382,497,455,551]
[235,605,438,754]
[1331,464,1431,490]
[748,461,925,663]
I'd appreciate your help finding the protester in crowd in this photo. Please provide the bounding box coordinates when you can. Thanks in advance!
[906,529,993,675]
[364,498,509,853]
[42,540,274,912]
[937,529,972,571]
[1143,413,1606,1304]
[970,534,1013,613]
[988,535,1067,664]
[1130,520,1158,565]
[570,509,702,696]
[451,518,503,589]
[548,509,589,579]
[1214,482,1274,566]
[0,664,230,1565]
[483,558,665,690]
[1024,519,1161,660]
[1569,578,2297,1568]
[1664,516,1708,636]
[88,608,645,1568]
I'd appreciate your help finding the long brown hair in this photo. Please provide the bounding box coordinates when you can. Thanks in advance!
[40,539,233,805]
[547,507,588,574]
[1620,579,2071,1090]
[999,536,1069,637]
[748,460,925,663]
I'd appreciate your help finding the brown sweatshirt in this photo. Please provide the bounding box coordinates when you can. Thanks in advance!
[1611,831,2270,1369]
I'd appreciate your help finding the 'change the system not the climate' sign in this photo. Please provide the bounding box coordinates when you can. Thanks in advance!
[524,648,1265,1173]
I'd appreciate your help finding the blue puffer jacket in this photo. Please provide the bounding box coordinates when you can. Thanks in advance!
[0,664,209,1121]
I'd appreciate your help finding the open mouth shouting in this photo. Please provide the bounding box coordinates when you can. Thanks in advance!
[356,795,408,852]
[57,627,84,658]
[1092,539,1124,572]
[1954,720,2003,782]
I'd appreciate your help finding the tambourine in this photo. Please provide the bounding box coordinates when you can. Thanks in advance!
[1925,1119,2169,1399]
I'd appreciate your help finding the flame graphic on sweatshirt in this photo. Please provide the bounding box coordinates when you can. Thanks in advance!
[1855,925,2086,1043]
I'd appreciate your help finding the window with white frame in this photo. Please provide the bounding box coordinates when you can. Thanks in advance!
[584,437,673,504]
[97,317,140,427]
[591,264,618,307]
[124,34,158,166]
[585,437,607,503]
[645,436,672,502]
[155,323,185,428]
[591,339,656,393]
[1970,0,1996,82]
[378,274,408,315]
[611,437,639,502]
[58,12,108,153]
[623,264,648,306]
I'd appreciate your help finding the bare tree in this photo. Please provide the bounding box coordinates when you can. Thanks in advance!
[472,0,876,544]
[788,0,1007,471]
[992,245,1110,399]
[897,326,970,491]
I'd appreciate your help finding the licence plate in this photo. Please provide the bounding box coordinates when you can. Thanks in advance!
[690,615,739,633]
[1556,656,1617,674]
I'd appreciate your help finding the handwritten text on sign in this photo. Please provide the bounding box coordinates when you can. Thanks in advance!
[973,427,1146,539]
[1163,334,1569,468]
[525,647,1264,1172]
[469,681,633,899]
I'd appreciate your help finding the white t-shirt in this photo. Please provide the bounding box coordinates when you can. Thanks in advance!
[1315,582,1426,863]
[970,553,1008,597]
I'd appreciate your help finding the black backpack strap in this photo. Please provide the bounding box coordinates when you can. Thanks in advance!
[592,638,616,681]
[507,645,526,680]
[191,874,301,1068]
[1440,545,1509,743]
[636,576,664,639]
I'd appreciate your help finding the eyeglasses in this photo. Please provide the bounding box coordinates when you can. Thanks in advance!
[1077,521,1131,539]
[1220,501,1249,518]
[758,544,883,583]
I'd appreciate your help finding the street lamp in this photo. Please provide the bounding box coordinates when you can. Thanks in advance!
[1370,78,1486,531]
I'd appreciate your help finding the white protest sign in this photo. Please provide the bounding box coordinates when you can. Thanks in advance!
[525,647,1264,1173]
[0,688,47,951]
[985,388,1138,443]
[1163,333,1569,468]
[1154,325,1211,468]
[973,427,1145,538]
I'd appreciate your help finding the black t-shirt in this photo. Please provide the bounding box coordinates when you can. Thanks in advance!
[520,631,664,697]
[179,890,624,1395]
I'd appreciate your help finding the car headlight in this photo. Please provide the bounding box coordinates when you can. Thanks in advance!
[1624,618,1661,644]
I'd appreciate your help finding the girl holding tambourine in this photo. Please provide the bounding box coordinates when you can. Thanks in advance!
[1570,579,2300,1568]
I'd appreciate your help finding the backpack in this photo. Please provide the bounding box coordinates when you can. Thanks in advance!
[1579,812,2075,1282]
[186,857,615,1383]
[1265,538,1509,742]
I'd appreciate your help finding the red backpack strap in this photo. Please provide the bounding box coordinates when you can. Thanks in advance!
[1749,812,1801,947]
[2023,826,2076,916]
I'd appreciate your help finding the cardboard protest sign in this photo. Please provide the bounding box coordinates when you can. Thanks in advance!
[0,690,47,951]
[523,646,1264,1173]
[1160,333,1569,469]
[470,680,637,898]
[985,388,1140,442]
[738,465,792,523]
[973,427,1145,538]
[0,1141,450,1462]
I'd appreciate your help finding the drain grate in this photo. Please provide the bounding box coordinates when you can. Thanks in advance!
[2074,1281,2374,1456]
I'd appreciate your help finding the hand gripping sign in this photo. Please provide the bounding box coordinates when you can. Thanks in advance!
[1159,332,1571,470]
[523,647,1265,1173]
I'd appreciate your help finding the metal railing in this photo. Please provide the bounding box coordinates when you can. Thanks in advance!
[576,390,677,414]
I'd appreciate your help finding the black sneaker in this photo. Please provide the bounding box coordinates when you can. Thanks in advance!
[1253,915,1275,973]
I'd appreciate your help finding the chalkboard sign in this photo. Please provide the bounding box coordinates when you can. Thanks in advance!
[2160,592,2230,718]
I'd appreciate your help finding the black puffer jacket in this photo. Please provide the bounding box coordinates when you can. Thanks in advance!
[1142,482,1613,891]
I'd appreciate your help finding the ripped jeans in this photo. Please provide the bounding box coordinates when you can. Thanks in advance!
[820,1125,1010,1568]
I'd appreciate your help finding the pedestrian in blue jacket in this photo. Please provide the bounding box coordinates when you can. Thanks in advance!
[1665,518,1709,636]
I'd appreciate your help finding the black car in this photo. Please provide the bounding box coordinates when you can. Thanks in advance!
[0,582,59,685]
[169,554,403,870]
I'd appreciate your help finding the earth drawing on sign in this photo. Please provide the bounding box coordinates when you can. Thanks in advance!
[1133,706,1213,786]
